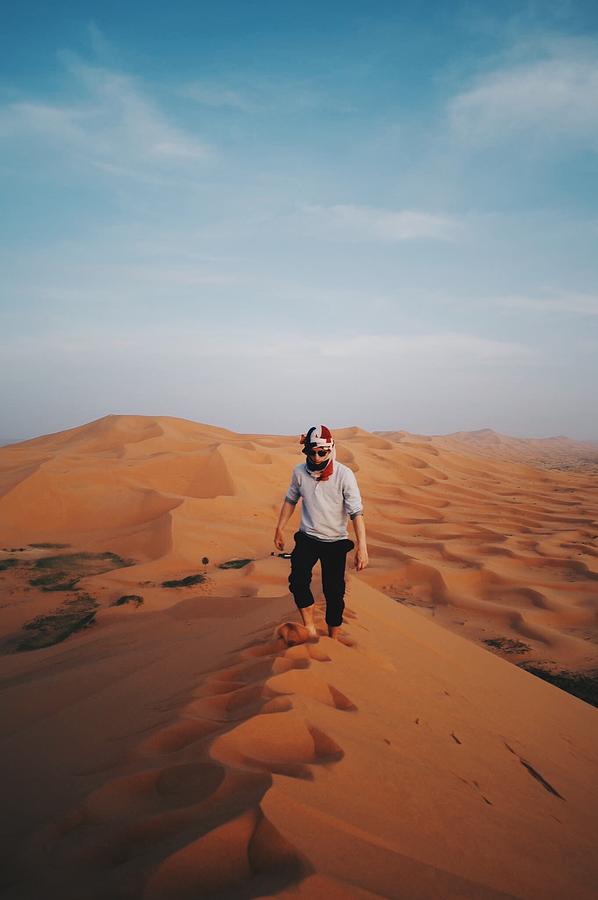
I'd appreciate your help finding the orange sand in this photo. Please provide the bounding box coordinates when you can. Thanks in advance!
[1,415,597,899]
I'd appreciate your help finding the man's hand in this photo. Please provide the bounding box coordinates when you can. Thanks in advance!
[274,500,296,552]
[354,545,369,571]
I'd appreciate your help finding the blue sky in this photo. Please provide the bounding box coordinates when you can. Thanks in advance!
[1,1,597,440]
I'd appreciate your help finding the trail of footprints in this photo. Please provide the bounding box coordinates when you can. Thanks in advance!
[40,617,358,899]
[19,605,568,898]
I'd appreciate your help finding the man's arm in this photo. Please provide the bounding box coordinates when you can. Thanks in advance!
[342,469,368,571]
[351,513,368,571]
[274,500,297,550]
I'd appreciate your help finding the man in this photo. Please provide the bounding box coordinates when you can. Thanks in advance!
[274,424,368,640]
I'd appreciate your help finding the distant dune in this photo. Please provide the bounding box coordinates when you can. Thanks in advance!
[0,437,27,449]
[1,414,598,899]
[376,427,598,471]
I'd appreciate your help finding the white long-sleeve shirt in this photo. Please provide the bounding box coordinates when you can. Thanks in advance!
[285,461,363,542]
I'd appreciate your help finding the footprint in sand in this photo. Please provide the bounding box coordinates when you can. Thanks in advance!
[185,683,272,722]
[184,653,317,722]
[60,764,275,874]
[186,641,355,722]
[143,806,306,900]
[80,761,227,826]
[275,621,316,646]
[211,713,345,780]
[264,668,358,711]
[203,655,299,688]
[47,628,350,899]
[136,717,222,756]
[240,632,336,660]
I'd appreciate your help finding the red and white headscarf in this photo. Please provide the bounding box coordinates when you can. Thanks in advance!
[300,424,336,481]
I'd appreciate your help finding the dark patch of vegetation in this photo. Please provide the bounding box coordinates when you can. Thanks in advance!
[113,594,144,607]
[518,664,598,710]
[162,574,206,588]
[27,551,134,590]
[201,556,209,565]
[17,594,99,652]
[29,571,81,591]
[29,542,71,549]
[218,558,253,569]
[0,558,19,571]
[483,637,532,654]
[33,551,132,570]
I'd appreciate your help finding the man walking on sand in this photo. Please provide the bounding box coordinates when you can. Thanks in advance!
[274,425,368,640]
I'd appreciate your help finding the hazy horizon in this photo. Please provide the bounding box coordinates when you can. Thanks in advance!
[2,411,598,449]
[2,2,597,441]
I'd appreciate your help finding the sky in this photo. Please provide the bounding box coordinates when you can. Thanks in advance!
[1,0,598,441]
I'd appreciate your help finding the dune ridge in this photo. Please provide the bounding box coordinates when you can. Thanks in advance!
[1,579,598,898]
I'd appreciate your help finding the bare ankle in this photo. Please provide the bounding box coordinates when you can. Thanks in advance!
[299,605,315,628]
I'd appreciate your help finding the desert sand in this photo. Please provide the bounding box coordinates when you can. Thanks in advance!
[1,414,598,899]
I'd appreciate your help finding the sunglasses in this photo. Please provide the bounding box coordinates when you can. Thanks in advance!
[307,447,331,458]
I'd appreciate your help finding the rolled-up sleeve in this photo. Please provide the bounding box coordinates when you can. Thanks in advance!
[342,469,363,519]
[285,468,301,505]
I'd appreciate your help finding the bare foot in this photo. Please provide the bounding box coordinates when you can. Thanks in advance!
[276,622,314,646]
[299,605,316,631]
[328,626,340,640]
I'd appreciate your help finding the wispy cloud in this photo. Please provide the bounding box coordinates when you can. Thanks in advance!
[0,60,211,178]
[313,332,535,365]
[449,45,598,149]
[178,76,337,114]
[2,327,533,368]
[1,253,244,313]
[298,204,461,242]
[179,82,254,112]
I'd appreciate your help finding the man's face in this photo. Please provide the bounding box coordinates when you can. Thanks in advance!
[307,445,332,462]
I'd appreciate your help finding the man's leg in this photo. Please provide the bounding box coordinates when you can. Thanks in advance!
[288,532,320,635]
[321,539,353,638]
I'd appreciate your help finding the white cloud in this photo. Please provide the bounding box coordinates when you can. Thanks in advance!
[0,61,211,177]
[449,51,598,149]
[299,204,461,242]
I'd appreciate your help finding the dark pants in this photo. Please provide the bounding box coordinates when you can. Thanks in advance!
[289,530,354,628]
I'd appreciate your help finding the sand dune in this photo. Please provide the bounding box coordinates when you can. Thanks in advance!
[1,414,598,898]
[1,413,597,669]
[378,427,598,472]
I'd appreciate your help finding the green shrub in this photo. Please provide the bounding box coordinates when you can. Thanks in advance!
[162,574,206,588]
[17,594,99,652]
[34,551,132,570]
[519,664,598,709]
[113,594,144,606]
[29,571,80,591]
[483,637,531,654]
